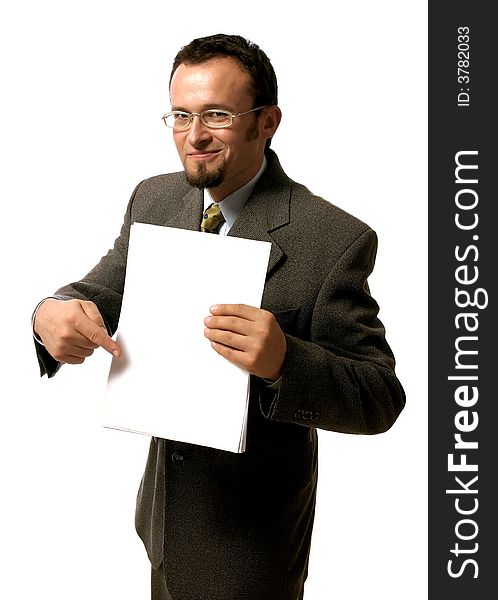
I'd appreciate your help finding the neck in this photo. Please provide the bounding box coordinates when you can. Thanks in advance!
[208,158,265,202]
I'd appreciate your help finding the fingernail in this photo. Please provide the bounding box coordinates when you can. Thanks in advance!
[112,349,120,358]
[210,305,219,313]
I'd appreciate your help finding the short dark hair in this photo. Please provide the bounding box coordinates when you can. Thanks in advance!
[169,33,278,108]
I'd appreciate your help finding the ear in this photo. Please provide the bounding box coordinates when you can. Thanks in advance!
[261,106,282,141]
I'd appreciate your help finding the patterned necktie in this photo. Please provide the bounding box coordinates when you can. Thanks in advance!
[200,203,225,234]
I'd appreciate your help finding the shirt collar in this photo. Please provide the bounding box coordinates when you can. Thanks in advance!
[203,155,267,230]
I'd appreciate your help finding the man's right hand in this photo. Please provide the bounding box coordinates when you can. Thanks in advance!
[34,299,122,364]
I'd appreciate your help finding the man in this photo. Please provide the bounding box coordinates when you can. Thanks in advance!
[33,34,405,600]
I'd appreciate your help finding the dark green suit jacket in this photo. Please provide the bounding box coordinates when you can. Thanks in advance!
[36,150,405,600]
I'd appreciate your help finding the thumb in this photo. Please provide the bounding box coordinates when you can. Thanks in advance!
[79,301,122,358]
[80,300,106,327]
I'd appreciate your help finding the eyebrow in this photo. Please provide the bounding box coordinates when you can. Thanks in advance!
[170,104,235,113]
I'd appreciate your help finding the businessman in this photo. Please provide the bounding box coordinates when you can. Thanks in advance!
[33,34,406,600]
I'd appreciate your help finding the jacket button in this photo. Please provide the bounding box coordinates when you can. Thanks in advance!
[171,452,184,464]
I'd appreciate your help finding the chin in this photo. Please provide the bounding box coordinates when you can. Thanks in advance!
[184,162,226,189]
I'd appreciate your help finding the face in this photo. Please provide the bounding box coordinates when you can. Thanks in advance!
[169,57,280,201]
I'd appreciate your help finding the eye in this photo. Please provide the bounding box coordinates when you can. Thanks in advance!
[208,110,228,119]
[202,110,232,127]
[174,112,190,123]
[162,111,192,129]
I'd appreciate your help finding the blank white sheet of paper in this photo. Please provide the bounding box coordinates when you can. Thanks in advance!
[103,222,271,453]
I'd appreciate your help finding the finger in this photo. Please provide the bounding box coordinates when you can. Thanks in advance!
[59,329,100,350]
[75,315,121,357]
[81,303,122,357]
[209,304,259,320]
[204,327,249,351]
[74,339,99,350]
[209,340,248,369]
[62,347,95,363]
[63,355,87,365]
[47,330,98,362]
[204,315,253,335]
[69,345,96,359]
[80,301,106,328]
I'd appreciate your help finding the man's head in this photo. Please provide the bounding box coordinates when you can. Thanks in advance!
[168,34,281,201]
[169,34,278,111]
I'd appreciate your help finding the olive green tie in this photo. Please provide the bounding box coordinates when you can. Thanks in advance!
[201,203,225,233]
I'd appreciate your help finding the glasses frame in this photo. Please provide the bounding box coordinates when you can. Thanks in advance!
[162,106,270,130]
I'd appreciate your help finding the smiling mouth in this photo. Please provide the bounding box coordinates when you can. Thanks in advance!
[187,151,222,161]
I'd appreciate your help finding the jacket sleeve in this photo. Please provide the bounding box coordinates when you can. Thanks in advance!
[35,181,142,378]
[263,228,406,434]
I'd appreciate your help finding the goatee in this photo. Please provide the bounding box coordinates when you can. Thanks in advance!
[184,161,226,189]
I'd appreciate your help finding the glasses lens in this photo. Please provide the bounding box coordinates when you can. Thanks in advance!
[202,110,232,128]
[164,112,191,129]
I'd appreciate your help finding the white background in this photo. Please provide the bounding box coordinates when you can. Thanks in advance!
[1,1,427,598]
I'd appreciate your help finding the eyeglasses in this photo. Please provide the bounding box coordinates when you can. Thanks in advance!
[162,106,269,130]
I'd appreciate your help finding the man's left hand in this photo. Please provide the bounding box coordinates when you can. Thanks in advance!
[204,304,286,381]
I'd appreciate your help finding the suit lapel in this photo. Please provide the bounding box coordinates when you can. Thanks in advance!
[164,187,204,231]
[228,151,291,279]
[228,203,285,279]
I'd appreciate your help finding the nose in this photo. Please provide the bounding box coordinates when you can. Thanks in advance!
[186,114,212,147]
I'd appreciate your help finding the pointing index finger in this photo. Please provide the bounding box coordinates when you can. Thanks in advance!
[76,315,121,357]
